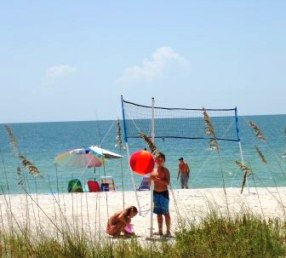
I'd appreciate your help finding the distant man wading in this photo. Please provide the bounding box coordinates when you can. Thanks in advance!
[177,157,190,189]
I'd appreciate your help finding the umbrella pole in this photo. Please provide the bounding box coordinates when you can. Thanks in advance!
[55,165,59,194]
[102,164,110,218]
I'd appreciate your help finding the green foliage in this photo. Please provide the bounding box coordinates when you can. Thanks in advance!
[0,214,285,258]
[1,230,33,258]
[175,213,286,258]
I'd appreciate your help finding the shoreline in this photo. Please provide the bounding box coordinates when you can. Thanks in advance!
[0,187,285,239]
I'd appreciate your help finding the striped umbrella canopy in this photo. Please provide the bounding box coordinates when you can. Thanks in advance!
[88,145,123,159]
[54,147,103,168]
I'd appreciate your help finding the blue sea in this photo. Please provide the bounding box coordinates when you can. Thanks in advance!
[0,114,286,194]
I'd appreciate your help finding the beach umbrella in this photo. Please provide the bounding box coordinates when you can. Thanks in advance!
[88,145,123,159]
[54,145,123,171]
[54,147,104,168]
[54,146,123,193]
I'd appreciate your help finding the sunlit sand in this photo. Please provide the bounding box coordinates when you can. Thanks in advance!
[0,187,285,240]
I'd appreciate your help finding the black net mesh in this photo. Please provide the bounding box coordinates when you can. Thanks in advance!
[122,99,240,142]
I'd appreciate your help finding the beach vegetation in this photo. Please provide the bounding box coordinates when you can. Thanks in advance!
[175,212,286,258]
[0,213,285,257]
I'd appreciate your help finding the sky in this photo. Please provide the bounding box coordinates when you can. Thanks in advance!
[0,1,285,123]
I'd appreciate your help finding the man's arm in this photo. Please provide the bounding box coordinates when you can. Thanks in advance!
[165,169,170,185]
[149,174,153,184]
[152,169,170,186]
[186,164,190,176]
[177,168,180,180]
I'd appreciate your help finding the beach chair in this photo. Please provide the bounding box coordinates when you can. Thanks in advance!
[87,180,101,192]
[100,176,116,191]
[137,176,150,191]
[68,179,83,193]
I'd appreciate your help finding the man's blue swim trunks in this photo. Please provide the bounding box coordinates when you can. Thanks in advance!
[153,190,169,215]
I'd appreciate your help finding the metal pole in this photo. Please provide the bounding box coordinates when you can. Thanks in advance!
[238,141,250,193]
[235,107,249,193]
[125,143,141,214]
[150,97,155,238]
[121,95,141,213]
[151,97,155,142]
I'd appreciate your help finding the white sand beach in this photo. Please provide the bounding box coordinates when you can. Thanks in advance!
[0,187,285,240]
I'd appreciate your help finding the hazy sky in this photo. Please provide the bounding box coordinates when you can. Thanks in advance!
[0,1,285,123]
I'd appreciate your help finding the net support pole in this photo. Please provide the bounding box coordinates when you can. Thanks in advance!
[125,143,141,211]
[149,181,154,238]
[235,107,249,193]
[121,95,141,214]
[238,141,250,193]
[149,97,155,238]
[151,97,155,142]
[119,149,125,209]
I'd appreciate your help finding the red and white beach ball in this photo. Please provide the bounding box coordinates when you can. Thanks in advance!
[129,150,155,175]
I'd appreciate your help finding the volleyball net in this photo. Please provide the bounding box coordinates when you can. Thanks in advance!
[121,96,241,143]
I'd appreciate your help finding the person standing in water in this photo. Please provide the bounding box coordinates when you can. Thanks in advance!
[177,157,190,189]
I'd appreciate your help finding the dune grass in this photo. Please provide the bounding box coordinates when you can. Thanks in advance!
[0,212,285,258]
[175,212,286,258]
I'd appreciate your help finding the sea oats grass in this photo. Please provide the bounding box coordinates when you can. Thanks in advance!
[175,213,286,258]
[0,213,285,257]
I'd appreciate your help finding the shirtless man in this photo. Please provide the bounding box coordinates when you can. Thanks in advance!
[177,157,190,189]
[150,152,171,236]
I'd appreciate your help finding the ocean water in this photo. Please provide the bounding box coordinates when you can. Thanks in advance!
[0,115,286,194]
